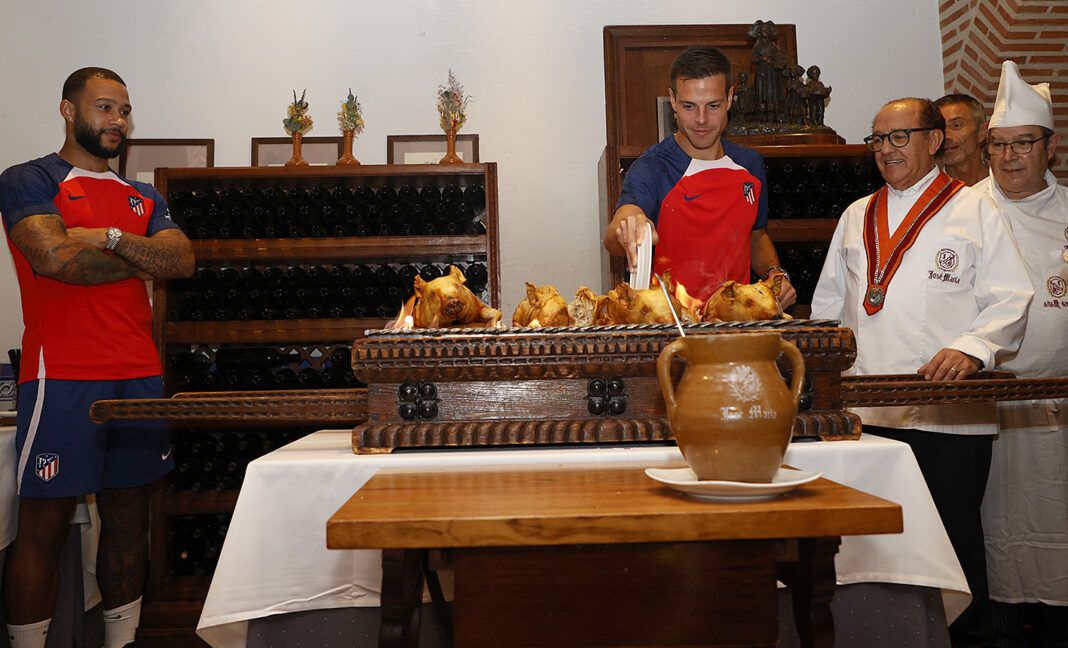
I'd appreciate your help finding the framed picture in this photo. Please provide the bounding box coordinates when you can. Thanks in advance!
[656,97,677,141]
[387,134,479,165]
[251,136,343,167]
[113,138,214,185]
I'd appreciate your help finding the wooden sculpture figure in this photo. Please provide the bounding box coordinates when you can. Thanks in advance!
[805,65,831,126]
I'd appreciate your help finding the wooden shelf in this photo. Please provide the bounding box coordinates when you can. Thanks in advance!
[766,219,839,242]
[162,489,240,514]
[146,163,502,632]
[190,235,487,262]
[159,163,491,183]
[165,318,391,344]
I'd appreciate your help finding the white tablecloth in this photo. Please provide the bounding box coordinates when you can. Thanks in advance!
[0,426,19,550]
[197,432,970,648]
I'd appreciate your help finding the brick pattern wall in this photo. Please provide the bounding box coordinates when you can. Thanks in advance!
[940,0,1068,181]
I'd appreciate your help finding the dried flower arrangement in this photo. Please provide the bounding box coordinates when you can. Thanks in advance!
[437,70,470,132]
[337,89,365,134]
[283,89,313,135]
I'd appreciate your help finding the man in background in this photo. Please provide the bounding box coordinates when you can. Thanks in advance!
[974,60,1067,647]
[0,67,195,648]
[935,93,989,186]
[604,46,796,310]
[811,96,1032,647]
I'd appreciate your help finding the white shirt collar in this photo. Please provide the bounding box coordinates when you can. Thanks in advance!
[886,166,940,199]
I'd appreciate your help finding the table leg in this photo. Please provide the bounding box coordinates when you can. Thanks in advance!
[779,536,841,648]
[379,549,425,648]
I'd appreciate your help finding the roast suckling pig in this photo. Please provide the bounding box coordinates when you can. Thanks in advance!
[701,275,791,322]
[410,265,502,328]
[567,287,600,327]
[512,283,572,327]
[593,275,694,325]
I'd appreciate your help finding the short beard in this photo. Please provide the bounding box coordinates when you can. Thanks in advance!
[73,115,123,159]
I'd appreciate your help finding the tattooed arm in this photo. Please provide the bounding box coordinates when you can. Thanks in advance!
[67,226,195,280]
[8,214,145,285]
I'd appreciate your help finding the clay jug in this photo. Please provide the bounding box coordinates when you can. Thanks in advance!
[657,332,805,483]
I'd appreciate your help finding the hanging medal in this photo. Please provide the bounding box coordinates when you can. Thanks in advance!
[862,172,965,316]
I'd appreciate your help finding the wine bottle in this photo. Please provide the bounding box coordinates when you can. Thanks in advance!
[398,264,420,300]
[376,266,402,312]
[467,218,487,235]
[215,347,284,371]
[441,184,463,208]
[273,368,300,390]
[418,264,443,282]
[330,345,352,369]
[463,184,486,210]
[297,367,325,388]
[168,350,212,373]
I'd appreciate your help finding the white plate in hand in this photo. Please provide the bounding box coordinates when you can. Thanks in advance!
[628,222,653,290]
[644,466,823,502]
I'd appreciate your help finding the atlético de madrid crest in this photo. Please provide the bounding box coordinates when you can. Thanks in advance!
[128,195,145,216]
[35,453,59,482]
[742,182,755,205]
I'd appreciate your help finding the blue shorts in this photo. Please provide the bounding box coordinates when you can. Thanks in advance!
[15,376,173,498]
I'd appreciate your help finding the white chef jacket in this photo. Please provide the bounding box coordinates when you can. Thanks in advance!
[975,170,1068,604]
[811,166,1034,435]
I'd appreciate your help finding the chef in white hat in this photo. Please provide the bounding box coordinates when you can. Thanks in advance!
[975,60,1068,644]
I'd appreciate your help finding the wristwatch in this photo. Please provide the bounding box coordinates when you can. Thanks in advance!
[105,227,123,251]
[763,265,791,284]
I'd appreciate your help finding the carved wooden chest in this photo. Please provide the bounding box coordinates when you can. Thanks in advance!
[351,320,859,452]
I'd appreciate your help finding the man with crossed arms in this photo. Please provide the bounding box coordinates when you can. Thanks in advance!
[812,96,1032,646]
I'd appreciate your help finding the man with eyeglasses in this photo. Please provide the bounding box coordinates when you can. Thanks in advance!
[812,97,1032,647]
[935,94,989,186]
[973,61,1068,647]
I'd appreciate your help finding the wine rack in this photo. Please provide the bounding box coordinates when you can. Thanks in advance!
[600,143,880,316]
[141,164,500,638]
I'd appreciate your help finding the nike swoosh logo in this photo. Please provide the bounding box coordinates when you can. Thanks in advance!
[67,194,88,201]
[161,447,173,461]
[683,193,703,202]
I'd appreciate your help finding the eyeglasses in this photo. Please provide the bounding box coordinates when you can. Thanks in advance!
[863,127,937,152]
[985,134,1051,155]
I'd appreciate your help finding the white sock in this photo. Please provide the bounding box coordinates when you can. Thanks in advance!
[103,596,141,648]
[7,618,50,648]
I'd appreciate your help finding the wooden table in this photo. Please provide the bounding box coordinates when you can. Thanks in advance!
[327,462,902,647]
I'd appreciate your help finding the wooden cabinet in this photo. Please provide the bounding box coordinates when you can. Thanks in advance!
[139,163,499,643]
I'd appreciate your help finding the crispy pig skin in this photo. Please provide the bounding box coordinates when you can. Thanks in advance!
[512,283,573,328]
[702,275,792,321]
[411,265,502,328]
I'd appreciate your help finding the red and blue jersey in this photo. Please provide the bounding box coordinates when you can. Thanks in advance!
[617,136,767,302]
[0,153,179,382]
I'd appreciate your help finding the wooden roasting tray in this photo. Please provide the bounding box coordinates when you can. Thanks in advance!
[351,321,857,451]
[90,321,1068,453]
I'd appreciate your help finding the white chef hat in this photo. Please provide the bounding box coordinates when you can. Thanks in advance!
[989,60,1054,130]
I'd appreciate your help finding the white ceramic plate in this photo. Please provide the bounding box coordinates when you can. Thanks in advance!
[628,222,653,290]
[644,466,823,502]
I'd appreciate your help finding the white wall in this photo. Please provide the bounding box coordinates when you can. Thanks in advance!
[0,0,944,352]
